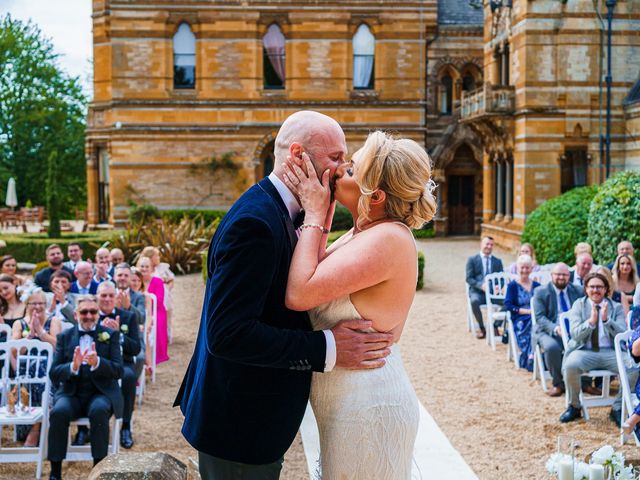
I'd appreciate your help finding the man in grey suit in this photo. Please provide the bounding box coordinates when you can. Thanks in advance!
[466,236,504,339]
[532,262,583,397]
[559,272,629,423]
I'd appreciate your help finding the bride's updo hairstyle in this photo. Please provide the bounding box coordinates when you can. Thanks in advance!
[355,131,437,229]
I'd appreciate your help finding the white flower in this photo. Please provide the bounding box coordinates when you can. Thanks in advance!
[546,453,571,474]
[611,452,626,471]
[617,465,635,480]
[574,462,590,480]
[592,445,615,464]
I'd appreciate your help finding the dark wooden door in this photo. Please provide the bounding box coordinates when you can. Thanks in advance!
[448,175,475,235]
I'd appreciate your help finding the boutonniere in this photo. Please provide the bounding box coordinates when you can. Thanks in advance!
[97,331,111,343]
[120,324,129,334]
[21,328,30,338]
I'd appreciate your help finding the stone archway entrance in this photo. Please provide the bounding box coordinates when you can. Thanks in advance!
[445,144,482,235]
[255,140,275,181]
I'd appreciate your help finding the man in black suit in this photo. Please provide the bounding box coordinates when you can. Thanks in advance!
[47,296,123,480]
[34,244,74,292]
[174,111,392,479]
[532,262,583,397]
[96,281,140,449]
[465,236,504,339]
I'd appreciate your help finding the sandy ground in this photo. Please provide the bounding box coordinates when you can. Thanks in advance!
[3,237,639,479]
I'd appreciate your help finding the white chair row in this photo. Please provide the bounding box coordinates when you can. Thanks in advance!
[0,339,123,479]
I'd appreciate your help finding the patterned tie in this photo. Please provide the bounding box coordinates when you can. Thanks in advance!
[591,305,600,352]
[559,291,569,313]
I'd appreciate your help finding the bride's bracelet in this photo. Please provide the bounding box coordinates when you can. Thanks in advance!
[300,223,329,234]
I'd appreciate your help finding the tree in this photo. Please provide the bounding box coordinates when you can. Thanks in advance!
[0,15,87,216]
[46,150,61,238]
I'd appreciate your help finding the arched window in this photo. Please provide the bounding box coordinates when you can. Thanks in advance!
[440,74,453,114]
[263,24,285,89]
[173,23,196,89]
[462,74,476,92]
[353,24,375,90]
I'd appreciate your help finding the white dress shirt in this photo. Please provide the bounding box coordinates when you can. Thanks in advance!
[269,173,337,372]
[70,325,101,373]
[586,298,612,350]
[479,252,493,276]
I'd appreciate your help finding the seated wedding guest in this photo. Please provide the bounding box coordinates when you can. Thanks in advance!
[34,245,74,293]
[94,261,112,284]
[574,242,593,259]
[465,236,504,339]
[70,261,100,295]
[570,253,593,287]
[532,263,584,397]
[505,255,540,371]
[47,296,123,480]
[63,243,84,274]
[12,289,62,447]
[96,281,140,449]
[109,249,125,269]
[612,254,639,316]
[0,255,26,285]
[607,241,640,271]
[140,246,175,343]
[559,272,630,424]
[95,248,114,279]
[130,268,154,372]
[508,243,540,275]
[0,274,27,329]
[622,321,640,441]
[47,270,76,325]
[137,256,168,367]
[113,263,146,384]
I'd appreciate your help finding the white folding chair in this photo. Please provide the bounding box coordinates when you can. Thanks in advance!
[614,330,640,446]
[0,323,11,339]
[464,283,483,335]
[531,270,551,285]
[0,340,53,479]
[559,313,616,420]
[148,293,158,384]
[505,311,518,366]
[484,272,512,351]
[62,416,121,462]
[530,308,552,393]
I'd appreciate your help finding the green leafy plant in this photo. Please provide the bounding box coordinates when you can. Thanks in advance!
[521,186,598,265]
[161,209,227,226]
[588,171,640,265]
[46,150,61,238]
[417,251,425,290]
[332,205,353,230]
[128,203,160,225]
[190,152,238,175]
[108,217,218,274]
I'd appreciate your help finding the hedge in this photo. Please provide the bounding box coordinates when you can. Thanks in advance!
[161,209,227,226]
[0,231,118,264]
[521,185,598,265]
[588,171,640,265]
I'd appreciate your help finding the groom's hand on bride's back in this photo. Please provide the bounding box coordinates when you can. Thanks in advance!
[331,319,393,369]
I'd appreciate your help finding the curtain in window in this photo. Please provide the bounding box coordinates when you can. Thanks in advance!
[173,23,196,88]
[263,24,285,82]
[353,24,375,89]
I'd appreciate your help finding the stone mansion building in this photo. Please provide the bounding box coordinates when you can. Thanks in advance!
[85,0,640,249]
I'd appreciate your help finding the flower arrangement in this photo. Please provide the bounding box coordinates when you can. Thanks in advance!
[546,445,635,480]
[120,324,129,334]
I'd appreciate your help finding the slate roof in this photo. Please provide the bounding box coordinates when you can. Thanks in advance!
[626,78,640,105]
[438,0,484,26]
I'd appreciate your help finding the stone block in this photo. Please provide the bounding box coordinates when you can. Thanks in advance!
[88,452,188,480]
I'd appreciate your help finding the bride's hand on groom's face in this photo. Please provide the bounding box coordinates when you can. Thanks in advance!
[283,153,331,223]
[331,319,394,370]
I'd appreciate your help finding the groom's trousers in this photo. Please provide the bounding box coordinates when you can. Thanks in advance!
[198,451,284,480]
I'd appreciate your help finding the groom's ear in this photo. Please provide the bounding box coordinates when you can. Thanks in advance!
[370,189,386,205]
[289,143,303,162]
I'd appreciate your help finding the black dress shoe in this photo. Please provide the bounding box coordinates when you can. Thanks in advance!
[49,475,61,480]
[72,427,90,446]
[559,405,582,423]
[610,408,622,425]
[120,428,134,449]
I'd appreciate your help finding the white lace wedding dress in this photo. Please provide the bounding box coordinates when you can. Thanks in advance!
[309,295,419,479]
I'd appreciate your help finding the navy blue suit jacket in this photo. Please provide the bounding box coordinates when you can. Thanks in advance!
[174,178,327,465]
[70,279,100,295]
